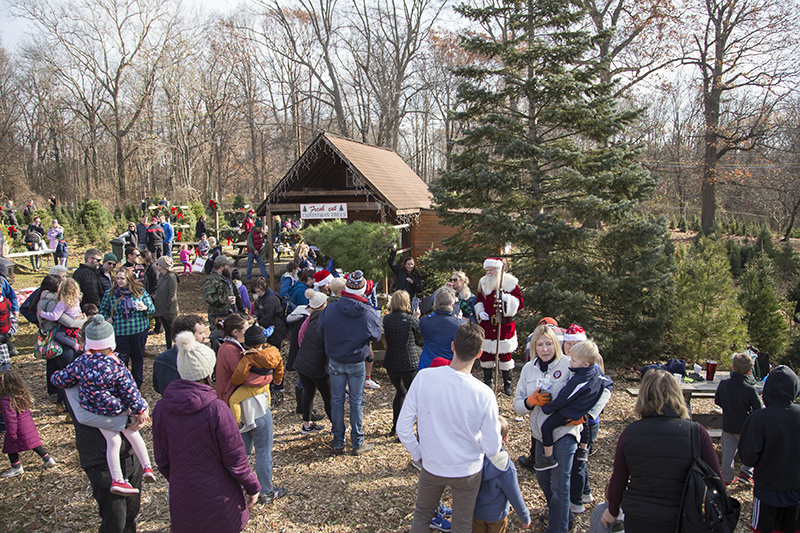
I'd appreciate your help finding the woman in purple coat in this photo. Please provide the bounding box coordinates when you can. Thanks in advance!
[153,331,261,533]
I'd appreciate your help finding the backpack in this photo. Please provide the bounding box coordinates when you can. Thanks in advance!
[677,423,740,533]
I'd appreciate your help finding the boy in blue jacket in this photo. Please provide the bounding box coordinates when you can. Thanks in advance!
[536,340,613,471]
[473,415,531,532]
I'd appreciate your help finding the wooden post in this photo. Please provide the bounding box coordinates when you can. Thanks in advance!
[267,206,275,290]
[214,193,220,240]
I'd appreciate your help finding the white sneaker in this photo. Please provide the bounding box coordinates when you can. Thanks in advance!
[1,465,24,478]
[43,456,56,469]
[411,459,422,471]
[582,492,594,504]
[569,503,585,514]
[364,378,381,390]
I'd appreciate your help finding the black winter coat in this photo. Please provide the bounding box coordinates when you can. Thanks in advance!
[388,249,424,299]
[293,310,327,380]
[382,311,421,374]
[73,264,105,308]
[714,371,762,434]
[253,289,288,347]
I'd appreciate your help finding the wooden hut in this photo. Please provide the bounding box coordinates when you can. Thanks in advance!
[256,132,458,272]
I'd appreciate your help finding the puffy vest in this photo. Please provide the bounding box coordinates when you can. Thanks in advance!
[621,413,694,526]
[248,230,263,254]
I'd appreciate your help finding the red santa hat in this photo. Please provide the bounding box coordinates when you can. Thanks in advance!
[429,357,452,368]
[563,324,587,342]
[483,257,503,269]
[313,269,334,289]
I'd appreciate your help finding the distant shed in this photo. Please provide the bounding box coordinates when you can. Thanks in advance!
[256,132,458,261]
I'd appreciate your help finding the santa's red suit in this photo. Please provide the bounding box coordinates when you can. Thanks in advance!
[476,275,522,367]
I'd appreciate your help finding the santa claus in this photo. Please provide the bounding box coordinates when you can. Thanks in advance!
[475,257,523,395]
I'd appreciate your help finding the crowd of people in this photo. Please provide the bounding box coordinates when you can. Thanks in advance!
[0,229,798,533]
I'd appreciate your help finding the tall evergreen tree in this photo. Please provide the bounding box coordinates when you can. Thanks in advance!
[739,254,789,356]
[430,0,672,363]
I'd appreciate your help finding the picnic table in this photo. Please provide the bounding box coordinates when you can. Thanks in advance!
[6,249,56,271]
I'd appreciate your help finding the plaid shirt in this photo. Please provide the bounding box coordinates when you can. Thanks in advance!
[99,289,155,337]
[0,315,18,366]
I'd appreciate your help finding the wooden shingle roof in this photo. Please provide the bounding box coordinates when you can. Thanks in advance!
[262,133,433,214]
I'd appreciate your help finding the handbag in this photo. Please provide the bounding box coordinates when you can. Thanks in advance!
[677,422,740,533]
[34,322,63,360]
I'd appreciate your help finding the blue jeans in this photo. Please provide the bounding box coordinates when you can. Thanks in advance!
[162,242,172,258]
[535,434,577,533]
[246,252,269,280]
[570,422,599,505]
[241,409,274,495]
[328,360,366,450]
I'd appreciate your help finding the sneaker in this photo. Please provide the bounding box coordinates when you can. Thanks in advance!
[582,492,594,504]
[724,476,739,486]
[1,464,23,478]
[258,487,287,504]
[437,502,453,518]
[354,443,375,455]
[142,466,156,484]
[534,454,559,471]
[575,448,589,462]
[410,459,422,471]
[310,411,325,422]
[301,422,325,435]
[739,471,753,483]
[517,455,536,472]
[110,479,140,495]
[364,378,381,390]
[570,502,586,514]
[42,456,56,469]
[430,512,452,532]
[333,447,345,456]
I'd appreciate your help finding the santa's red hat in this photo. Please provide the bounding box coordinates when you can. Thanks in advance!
[313,270,334,288]
[430,357,452,368]
[563,324,587,342]
[483,257,503,269]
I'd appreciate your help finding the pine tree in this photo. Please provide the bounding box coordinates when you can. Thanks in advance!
[672,238,746,365]
[739,254,789,356]
[430,0,670,363]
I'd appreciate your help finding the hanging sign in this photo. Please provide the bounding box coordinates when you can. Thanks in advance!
[300,203,348,220]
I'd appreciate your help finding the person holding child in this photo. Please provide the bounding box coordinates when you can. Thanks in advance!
[715,352,762,485]
[513,325,611,533]
[473,415,531,532]
[536,340,613,471]
[0,370,56,477]
[215,314,286,504]
[51,315,155,495]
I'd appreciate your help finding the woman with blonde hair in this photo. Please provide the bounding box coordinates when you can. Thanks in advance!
[447,270,476,322]
[99,268,154,388]
[382,290,422,436]
[513,325,611,533]
[294,243,315,270]
[600,369,723,533]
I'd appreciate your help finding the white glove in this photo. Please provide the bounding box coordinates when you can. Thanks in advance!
[479,311,490,322]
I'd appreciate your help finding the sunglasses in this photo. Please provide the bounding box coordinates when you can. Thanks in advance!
[450,278,459,282]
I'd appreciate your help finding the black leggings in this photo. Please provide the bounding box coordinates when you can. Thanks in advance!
[9,446,48,464]
[298,373,332,423]
[159,317,174,349]
[388,371,416,433]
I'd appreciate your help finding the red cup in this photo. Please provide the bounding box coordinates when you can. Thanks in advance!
[706,360,718,381]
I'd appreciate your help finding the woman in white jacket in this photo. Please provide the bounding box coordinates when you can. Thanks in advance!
[513,325,610,533]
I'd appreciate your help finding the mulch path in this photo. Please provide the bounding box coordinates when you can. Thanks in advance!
[0,273,756,532]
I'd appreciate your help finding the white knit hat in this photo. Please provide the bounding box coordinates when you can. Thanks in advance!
[305,288,328,309]
[176,331,216,382]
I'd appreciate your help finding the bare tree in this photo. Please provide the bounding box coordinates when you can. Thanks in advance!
[681,0,800,234]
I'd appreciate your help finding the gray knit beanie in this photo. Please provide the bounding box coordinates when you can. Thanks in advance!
[85,315,116,351]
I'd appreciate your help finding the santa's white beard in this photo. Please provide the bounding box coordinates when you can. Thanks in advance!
[479,274,501,295]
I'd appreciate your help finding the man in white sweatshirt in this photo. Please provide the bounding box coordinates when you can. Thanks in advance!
[398,322,503,532]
